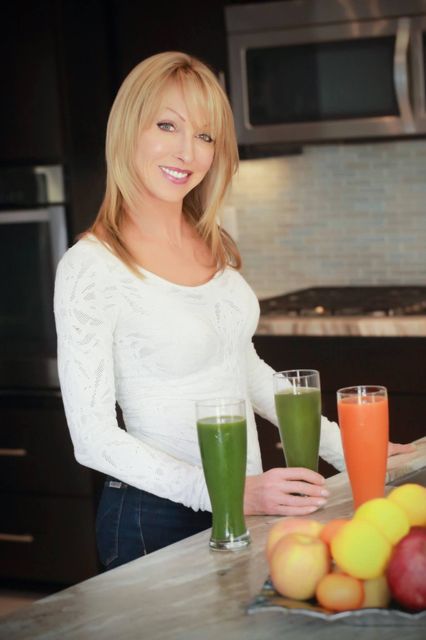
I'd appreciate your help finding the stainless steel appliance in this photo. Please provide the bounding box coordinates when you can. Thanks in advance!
[225,0,426,145]
[0,165,68,388]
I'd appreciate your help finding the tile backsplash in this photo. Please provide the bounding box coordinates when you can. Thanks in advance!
[225,140,426,299]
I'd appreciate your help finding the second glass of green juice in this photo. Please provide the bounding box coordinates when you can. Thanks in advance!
[273,369,321,471]
[196,398,251,551]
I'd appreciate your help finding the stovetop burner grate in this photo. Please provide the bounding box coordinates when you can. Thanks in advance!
[259,287,426,317]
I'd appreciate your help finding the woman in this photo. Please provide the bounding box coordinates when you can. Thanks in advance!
[54,51,410,570]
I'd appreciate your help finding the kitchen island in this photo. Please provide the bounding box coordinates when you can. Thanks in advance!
[1,438,425,640]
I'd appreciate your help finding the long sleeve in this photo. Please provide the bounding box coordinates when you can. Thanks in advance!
[245,341,345,471]
[54,245,210,511]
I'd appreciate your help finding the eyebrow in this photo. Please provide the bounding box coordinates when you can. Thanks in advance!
[164,107,186,122]
[163,106,210,130]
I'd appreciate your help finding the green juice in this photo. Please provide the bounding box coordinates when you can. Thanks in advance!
[274,388,321,471]
[197,415,247,542]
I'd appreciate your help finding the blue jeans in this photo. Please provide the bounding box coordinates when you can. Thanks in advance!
[96,478,212,571]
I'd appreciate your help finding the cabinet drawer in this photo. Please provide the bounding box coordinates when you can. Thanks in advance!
[0,493,98,584]
[0,404,92,495]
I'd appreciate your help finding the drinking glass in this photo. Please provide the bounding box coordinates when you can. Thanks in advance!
[196,398,251,551]
[273,370,321,471]
[337,385,389,508]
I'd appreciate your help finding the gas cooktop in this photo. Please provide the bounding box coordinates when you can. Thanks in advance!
[259,287,426,317]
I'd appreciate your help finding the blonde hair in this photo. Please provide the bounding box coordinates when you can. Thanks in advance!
[89,51,241,274]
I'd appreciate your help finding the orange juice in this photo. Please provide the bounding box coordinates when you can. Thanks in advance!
[337,390,388,508]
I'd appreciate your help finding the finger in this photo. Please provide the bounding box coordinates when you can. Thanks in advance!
[272,504,323,517]
[279,467,326,485]
[280,480,329,498]
[280,491,328,508]
[388,442,416,456]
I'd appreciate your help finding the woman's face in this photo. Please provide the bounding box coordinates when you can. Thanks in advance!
[134,81,215,205]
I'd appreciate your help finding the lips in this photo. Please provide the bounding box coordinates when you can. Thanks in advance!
[159,165,193,184]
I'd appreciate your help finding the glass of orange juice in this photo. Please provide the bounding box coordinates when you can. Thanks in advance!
[337,385,389,508]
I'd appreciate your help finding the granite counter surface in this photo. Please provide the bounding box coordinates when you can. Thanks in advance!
[1,438,425,640]
[256,315,426,337]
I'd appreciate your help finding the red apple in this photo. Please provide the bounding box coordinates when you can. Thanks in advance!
[386,527,426,611]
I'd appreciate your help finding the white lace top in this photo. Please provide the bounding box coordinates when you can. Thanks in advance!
[54,235,345,512]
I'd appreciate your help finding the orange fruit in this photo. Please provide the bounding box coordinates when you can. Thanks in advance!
[330,519,392,579]
[320,519,349,546]
[354,498,410,545]
[387,483,426,527]
[316,573,364,612]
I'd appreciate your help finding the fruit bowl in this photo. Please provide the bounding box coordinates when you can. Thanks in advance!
[247,577,426,626]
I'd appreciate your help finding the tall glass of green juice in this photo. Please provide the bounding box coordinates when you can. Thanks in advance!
[273,370,321,471]
[196,398,251,551]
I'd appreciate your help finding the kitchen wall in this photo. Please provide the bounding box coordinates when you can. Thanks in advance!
[225,139,426,299]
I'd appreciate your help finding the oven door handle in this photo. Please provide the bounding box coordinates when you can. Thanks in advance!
[0,533,34,543]
[394,17,415,133]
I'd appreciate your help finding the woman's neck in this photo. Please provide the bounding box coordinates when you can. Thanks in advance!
[125,200,190,249]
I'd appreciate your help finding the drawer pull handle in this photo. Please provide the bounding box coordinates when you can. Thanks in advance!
[0,533,34,543]
[0,448,28,457]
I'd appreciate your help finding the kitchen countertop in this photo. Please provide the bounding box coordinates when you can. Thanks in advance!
[256,315,426,337]
[1,438,425,640]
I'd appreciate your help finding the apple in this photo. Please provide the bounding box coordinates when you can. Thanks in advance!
[386,526,426,611]
[269,532,330,601]
[266,518,323,562]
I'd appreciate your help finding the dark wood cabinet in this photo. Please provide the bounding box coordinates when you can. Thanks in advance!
[0,1,64,162]
[106,0,228,89]
[0,391,100,585]
[1,495,97,584]
[0,1,112,239]
[253,335,426,477]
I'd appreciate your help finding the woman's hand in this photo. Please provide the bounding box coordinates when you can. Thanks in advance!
[388,441,417,456]
[244,467,330,517]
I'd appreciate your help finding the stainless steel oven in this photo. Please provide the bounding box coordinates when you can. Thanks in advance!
[225,0,426,145]
[0,165,68,388]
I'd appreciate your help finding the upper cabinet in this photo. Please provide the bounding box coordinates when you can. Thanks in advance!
[0,1,63,162]
[0,1,112,237]
[106,0,228,89]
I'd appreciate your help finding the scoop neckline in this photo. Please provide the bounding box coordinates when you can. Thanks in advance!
[137,265,224,289]
[84,233,225,290]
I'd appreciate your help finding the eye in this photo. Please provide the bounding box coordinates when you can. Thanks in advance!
[197,133,214,143]
[157,121,175,132]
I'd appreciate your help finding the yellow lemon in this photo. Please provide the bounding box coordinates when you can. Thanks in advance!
[331,519,392,580]
[387,483,426,527]
[361,575,391,609]
[354,497,410,545]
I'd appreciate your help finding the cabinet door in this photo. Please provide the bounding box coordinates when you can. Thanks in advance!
[0,394,93,496]
[108,1,228,85]
[0,494,98,584]
[0,1,63,161]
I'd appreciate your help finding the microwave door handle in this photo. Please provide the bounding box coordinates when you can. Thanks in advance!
[394,17,415,133]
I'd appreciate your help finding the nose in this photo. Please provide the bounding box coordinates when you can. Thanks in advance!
[175,130,194,164]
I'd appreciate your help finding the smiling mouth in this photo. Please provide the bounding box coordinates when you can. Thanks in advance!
[159,166,192,183]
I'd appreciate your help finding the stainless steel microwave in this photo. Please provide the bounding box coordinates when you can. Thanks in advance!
[225,0,426,145]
